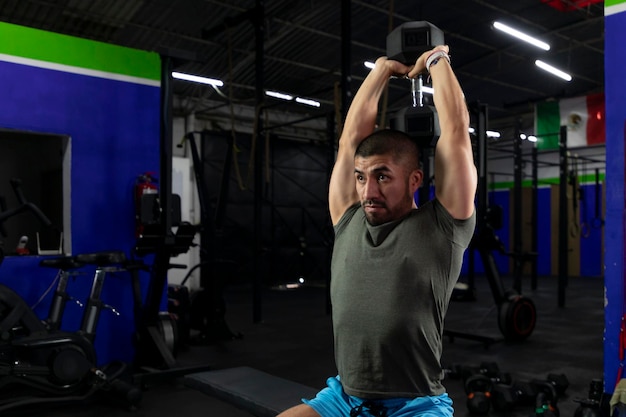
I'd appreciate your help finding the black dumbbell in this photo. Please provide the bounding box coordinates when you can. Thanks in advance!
[574,379,604,417]
[480,361,512,385]
[448,361,512,385]
[546,373,569,397]
[491,379,538,412]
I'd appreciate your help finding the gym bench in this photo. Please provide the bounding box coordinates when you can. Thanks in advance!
[184,366,318,417]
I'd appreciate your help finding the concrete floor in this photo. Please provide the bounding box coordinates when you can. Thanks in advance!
[1,273,606,417]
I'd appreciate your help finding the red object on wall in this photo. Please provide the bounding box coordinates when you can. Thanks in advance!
[134,172,158,237]
[542,0,603,11]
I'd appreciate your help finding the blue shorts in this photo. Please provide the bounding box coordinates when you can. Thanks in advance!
[302,376,454,417]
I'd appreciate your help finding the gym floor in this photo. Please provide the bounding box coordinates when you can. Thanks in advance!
[4,274,604,417]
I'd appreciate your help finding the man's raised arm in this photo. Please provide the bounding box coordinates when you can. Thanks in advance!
[408,46,477,220]
[328,57,411,225]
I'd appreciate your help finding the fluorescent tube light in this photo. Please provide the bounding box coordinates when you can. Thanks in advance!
[493,21,550,51]
[266,90,294,101]
[520,133,538,142]
[535,60,572,81]
[172,71,224,87]
[266,90,321,107]
[468,128,501,138]
[295,97,321,107]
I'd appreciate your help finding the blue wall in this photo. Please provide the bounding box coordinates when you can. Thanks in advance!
[579,182,605,277]
[0,59,160,365]
[463,184,603,282]
[604,4,626,394]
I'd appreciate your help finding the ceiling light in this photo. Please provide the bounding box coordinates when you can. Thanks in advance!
[518,134,537,142]
[535,60,572,81]
[266,90,294,101]
[493,21,550,51]
[172,71,224,87]
[266,90,320,107]
[295,97,321,107]
[468,128,501,138]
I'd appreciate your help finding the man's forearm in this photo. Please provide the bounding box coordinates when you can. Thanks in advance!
[341,57,395,147]
[428,58,469,138]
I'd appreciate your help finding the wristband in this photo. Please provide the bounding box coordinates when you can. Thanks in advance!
[426,50,450,73]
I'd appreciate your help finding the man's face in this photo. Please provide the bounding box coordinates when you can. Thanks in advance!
[354,153,420,226]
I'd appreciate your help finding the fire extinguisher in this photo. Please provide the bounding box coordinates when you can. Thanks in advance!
[135,172,158,237]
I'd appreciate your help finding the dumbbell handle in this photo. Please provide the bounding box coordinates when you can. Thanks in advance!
[411,76,424,108]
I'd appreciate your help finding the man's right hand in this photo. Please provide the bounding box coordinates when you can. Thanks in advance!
[407,45,450,79]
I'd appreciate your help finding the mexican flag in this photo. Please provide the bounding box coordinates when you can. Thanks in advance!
[534,93,605,150]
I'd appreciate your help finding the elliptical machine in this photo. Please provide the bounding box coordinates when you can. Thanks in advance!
[0,179,139,412]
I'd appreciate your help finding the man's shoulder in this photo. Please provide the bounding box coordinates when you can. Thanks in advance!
[333,204,362,234]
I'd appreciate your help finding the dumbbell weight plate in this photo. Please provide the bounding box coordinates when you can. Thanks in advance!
[157,311,179,357]
[498,295,536,342]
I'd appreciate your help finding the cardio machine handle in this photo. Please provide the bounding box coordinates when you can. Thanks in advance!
[0,178,53,227]
[11,178,53,227]
[10,178,28,205]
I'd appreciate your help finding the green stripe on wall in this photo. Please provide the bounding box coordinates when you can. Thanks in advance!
[490,172,605,190]
[0,21,160,81]
[606,0,626,15]
[606,0,626,7]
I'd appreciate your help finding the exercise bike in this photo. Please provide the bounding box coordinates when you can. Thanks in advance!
[0,180,139,412]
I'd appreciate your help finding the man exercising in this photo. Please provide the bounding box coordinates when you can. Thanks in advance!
[277,44,477,417]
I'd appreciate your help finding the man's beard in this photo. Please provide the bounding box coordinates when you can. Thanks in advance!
[362,199,388,225]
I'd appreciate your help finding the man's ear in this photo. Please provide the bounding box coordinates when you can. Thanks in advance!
[409,169,424,193]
